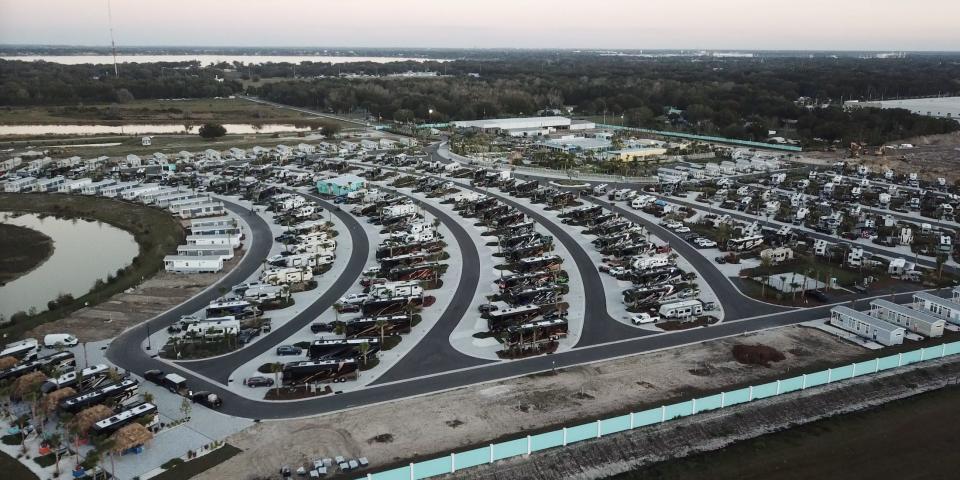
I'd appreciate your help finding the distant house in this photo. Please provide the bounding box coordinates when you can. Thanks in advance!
[141,136,152,146]
[316,174,367,196]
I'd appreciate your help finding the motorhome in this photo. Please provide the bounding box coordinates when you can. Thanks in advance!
[60,379,140,413]
[262,267,314,285]
[41,363,110,393]
[92,403,158,436]
[0,338,39,362]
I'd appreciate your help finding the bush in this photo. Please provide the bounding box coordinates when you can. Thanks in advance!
[198,123,227,139]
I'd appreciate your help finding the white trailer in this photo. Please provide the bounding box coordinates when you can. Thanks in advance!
[186,234,241,248]
[658,300,703,319]
[163,255,224,273]
[369,281,423,300]
[830,306,905,346]
[383,203,417,217]
[261,267,314,285]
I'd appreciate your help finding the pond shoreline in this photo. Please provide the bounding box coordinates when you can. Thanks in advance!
[0,193,184,338]
[0,222,54,285]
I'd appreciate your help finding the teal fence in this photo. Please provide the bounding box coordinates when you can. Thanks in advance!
[360,341,960,479]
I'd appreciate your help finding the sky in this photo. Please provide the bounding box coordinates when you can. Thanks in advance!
[0,0,958,51]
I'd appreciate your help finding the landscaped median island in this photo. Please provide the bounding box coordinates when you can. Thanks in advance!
[0,222,54,285]
[0,193,184,338]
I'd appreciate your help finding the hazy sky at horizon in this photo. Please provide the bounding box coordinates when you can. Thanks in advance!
[1,0,957,51]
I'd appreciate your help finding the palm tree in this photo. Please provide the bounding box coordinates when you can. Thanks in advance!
[48,432,64,476]
[375,319,388,347]
[270,363,283,390]
[359,342,370,366]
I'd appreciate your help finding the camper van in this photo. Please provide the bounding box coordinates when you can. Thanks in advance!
[592,184,609,196]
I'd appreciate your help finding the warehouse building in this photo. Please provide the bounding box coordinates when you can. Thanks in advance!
[868,299,945,338]
[452,117,595,137]
[829,306,905,346]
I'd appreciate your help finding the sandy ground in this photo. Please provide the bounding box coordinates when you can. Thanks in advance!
[26,254,242,342]
[198,325,863,479]
[800,132,960,182]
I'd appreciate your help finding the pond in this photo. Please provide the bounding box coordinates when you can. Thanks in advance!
[0,213,139,320]
[0,123,324,136]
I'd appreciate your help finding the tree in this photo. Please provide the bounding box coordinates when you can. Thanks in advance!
[359,342,370,366]
[115,88,134,104]
[375,319,388,347]
[179,396,192,421]
[198,123,227,139]
[266,362,282,391]
[48,432,64,476]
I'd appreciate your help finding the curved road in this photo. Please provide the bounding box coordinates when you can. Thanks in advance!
[369,187,492,384]
[172,192,369,383]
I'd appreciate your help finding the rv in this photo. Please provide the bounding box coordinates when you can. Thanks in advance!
[41,363,111,393]
[726,235,764,252]
[92,403,158,436]
[658,300,704,319]
[262,267,314,285]
[369,281,423,300]
[0,339,39,362]
[60,379,140,413]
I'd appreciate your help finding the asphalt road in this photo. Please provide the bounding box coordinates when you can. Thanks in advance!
[172,192,369,383]
[576,195,787,320]
[369,187,492,384]
[453,181,645,346]
[106,199,275,382]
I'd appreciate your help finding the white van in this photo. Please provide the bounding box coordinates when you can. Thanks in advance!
[43,334,79,348]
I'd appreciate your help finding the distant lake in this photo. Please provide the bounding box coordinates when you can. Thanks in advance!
[0,123,330,136]
[0,213,139,320]
[0,55,445,65]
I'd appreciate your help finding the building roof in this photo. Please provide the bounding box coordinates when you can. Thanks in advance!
[319,174,366,188]
[870,299,945,328]
[452,116,572,130]
[832,306,905,333]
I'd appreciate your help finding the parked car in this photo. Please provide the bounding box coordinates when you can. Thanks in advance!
[631,313,660,325]
[478,304,499,314]
[43,334,78,348]
[806,290,830,302]
[673,226,691,234]
[339,293,368,305]
[143,369,165,385]
[276,345,302,356]
[310,322,334,334]
[190,391,223,409]
[244,376,275,388]
[695,238,718,248]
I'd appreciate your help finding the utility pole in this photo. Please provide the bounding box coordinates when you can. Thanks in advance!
[107,0,119,77]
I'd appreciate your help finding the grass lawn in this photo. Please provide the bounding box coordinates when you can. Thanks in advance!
[611,385,960,480]
[0,223,53,284]
[0,193,184,339]
[0,449,38,480]
[0,98,312,125]
[150,444,242,480]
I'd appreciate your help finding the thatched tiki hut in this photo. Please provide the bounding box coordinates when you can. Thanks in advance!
[43,387,77,414]
[11,371,46,400]
[0,356,18,370]
[72,405,113,436]
[109,423,154,453]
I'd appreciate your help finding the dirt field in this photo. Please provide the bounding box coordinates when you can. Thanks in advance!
[198,326,864,479]
[25,253,241,342]
[0,223,53,284]
[801,131,960,182]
